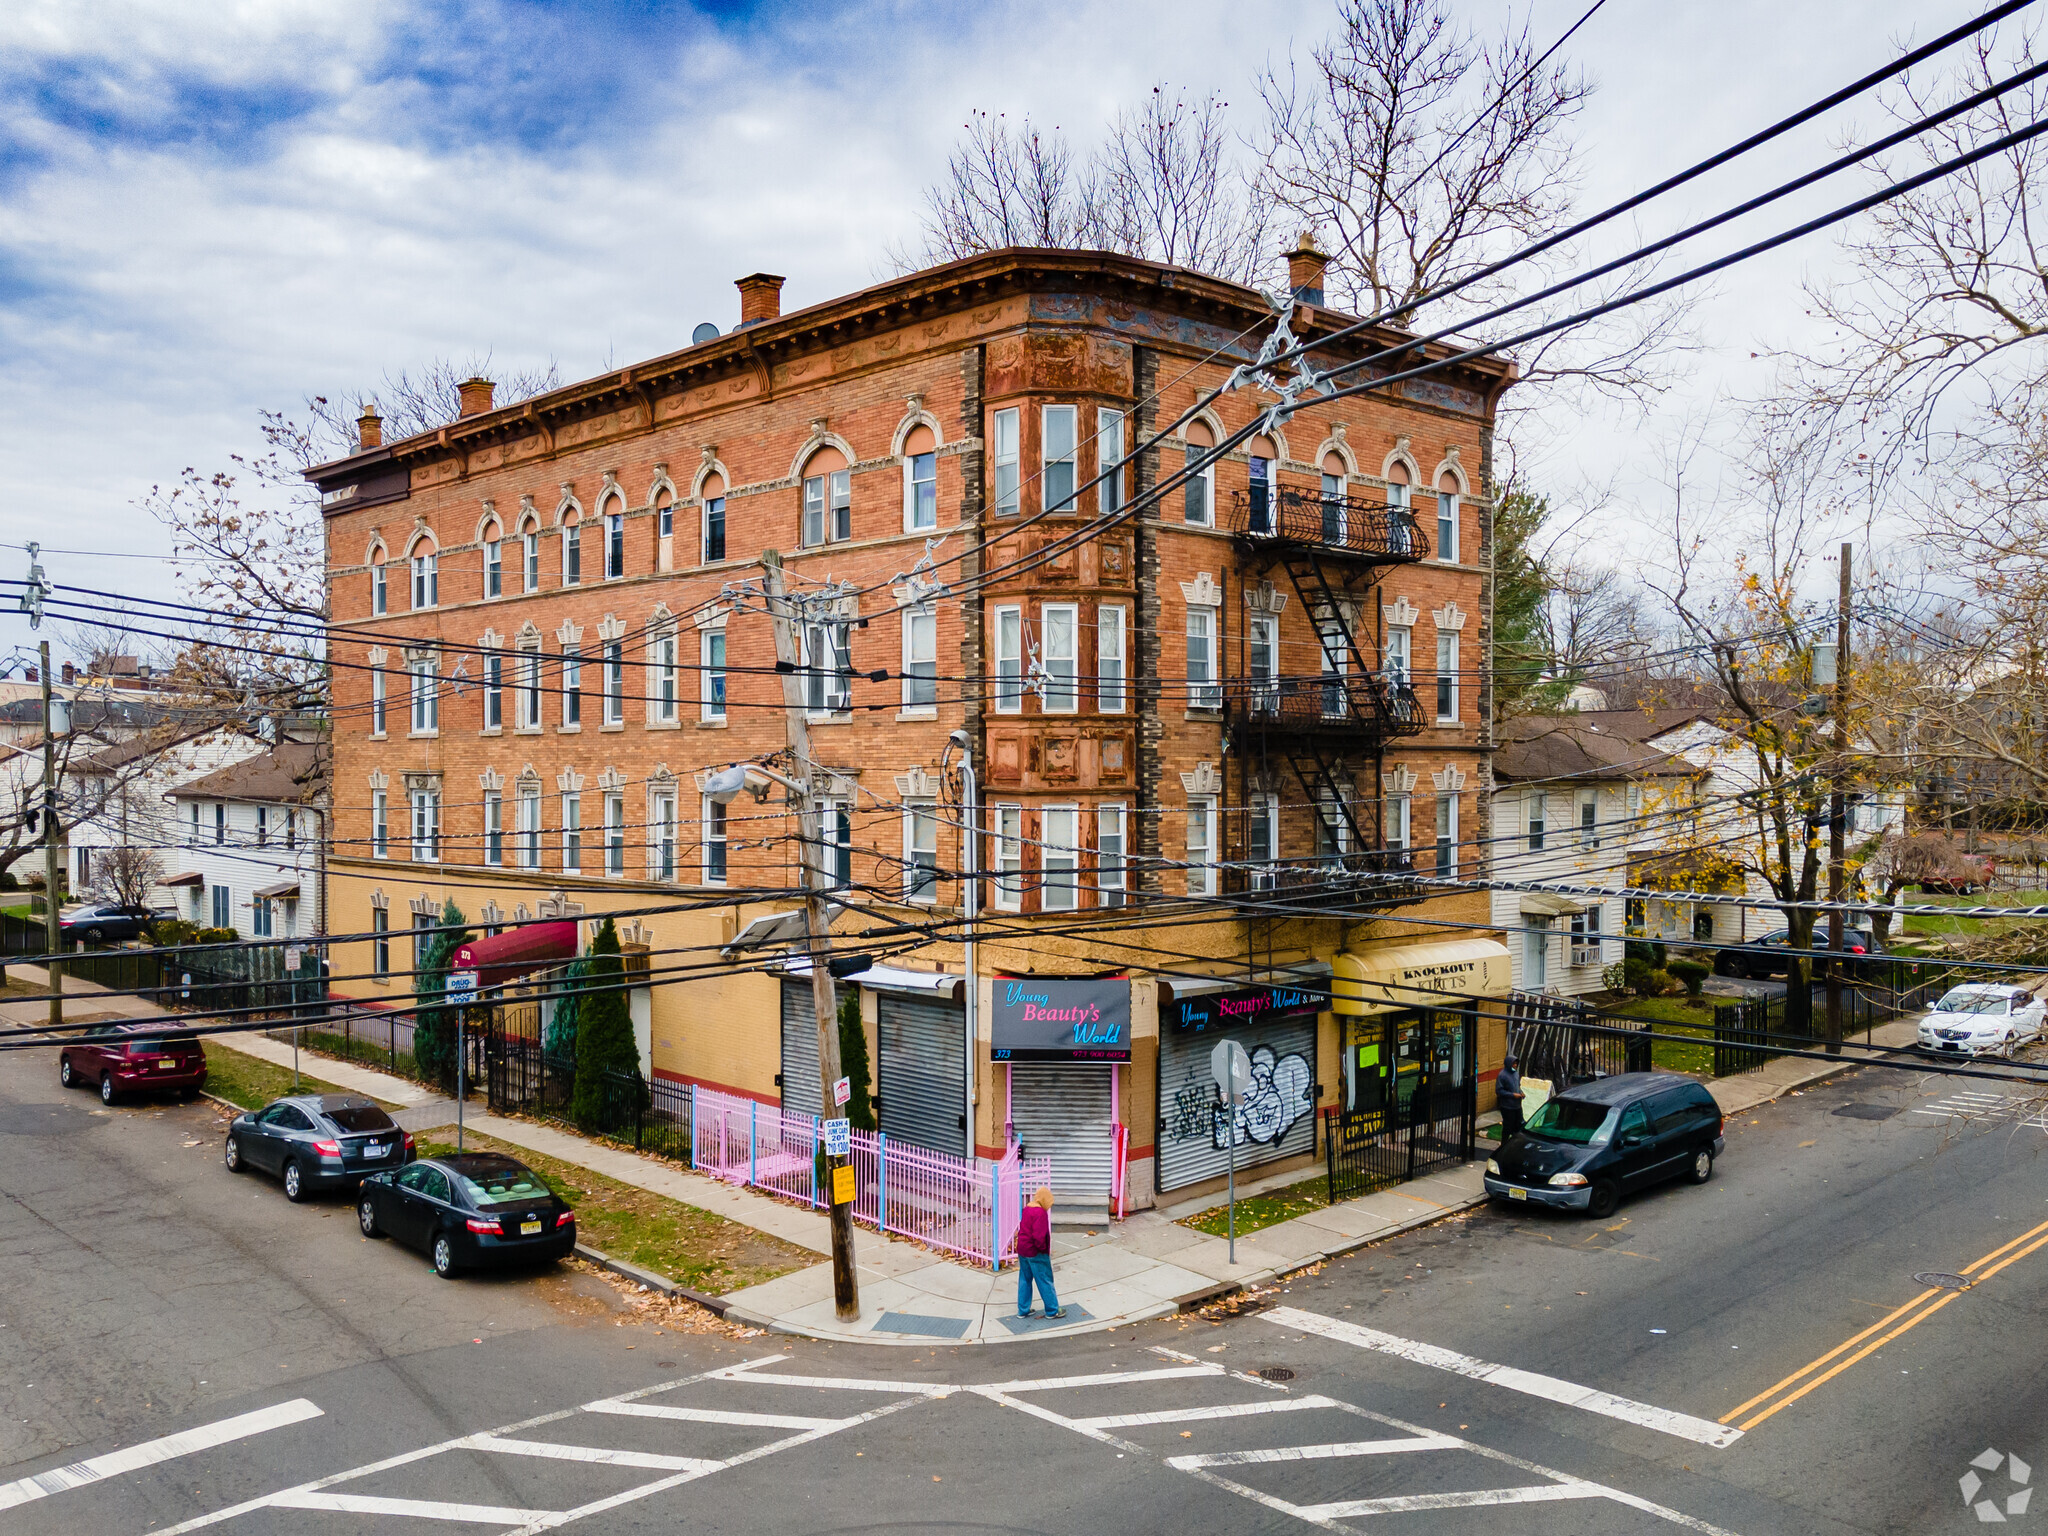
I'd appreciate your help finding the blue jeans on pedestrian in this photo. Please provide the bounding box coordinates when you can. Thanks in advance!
[1017,1253,1059,1316]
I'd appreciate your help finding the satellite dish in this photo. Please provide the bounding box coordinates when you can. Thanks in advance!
[692,322,720,345]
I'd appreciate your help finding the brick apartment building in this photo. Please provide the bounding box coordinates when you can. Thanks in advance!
[311,242,1516,1213]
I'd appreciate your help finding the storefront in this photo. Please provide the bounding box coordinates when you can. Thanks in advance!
[1328,939,1514,1192]
[779,963,968,1157]
[1155,970,1327,1193]
[992,977,1130,1211]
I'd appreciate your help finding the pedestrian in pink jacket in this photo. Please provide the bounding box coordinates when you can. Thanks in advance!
[1016,1186,1063,1318]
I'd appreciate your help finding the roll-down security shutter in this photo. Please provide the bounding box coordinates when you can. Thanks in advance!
[779,981,822,1119]
[1007,1064,1113,1202]
[1156,1015,1318,1192]
[877,994,966,1156]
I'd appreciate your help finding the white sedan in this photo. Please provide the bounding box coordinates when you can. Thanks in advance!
[1919,985,2047,1058]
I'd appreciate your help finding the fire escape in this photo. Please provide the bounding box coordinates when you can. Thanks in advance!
[1224,483,1428,909]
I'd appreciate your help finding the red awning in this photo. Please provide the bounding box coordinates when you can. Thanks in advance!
[453,921,580,989]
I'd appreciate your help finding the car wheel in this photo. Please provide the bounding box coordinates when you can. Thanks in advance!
[85,927,103,944]
[358,1196,381,1238]
[1586,1179,1621,1219]
[1687,1148,1714,1185]
[59,1057,74,1088]
[432,1233,459,1278]
[99,1073,116,1105]
[225,1135,243,1173]
[283,1160,307,1203]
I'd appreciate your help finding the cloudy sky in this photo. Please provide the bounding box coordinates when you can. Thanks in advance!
[0,0,2009,660]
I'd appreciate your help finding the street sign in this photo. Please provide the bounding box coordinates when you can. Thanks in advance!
[283,945,304,969]
[832,1164,856,1205]
[446,969,478,1008]
[823,1117,851,1157]
[1210,1039,1253,1104]
[833,1076,851,1107]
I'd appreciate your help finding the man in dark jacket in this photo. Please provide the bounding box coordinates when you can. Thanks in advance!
[1016,1186,1063,1318]
[1496,1054,1525,1139]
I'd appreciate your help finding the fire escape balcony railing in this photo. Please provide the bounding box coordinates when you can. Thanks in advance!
[1223,848,1431,909]
[1225,674,1425,739]
[1227,486,1430,565]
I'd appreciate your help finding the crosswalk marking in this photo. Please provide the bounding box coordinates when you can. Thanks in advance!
[270,1491,554,1522]
[583,1401,843,1431]
[982,1365,1221,1393]
[1299,1483,1607,1519]
[1168,1435,1462,1469]
[146,1353,941,1536]
[462,1435,721,1473]
[1263,1305,1742,1448]
[0,1398,322,1514]
[1076,1396,1337,1430]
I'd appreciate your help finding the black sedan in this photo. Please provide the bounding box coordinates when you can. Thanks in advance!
[1484,1071,1725,1219]
[1714,928,1884,979]
[58,902,156,944]
[224,1094,413,1201]
[357,1153,576,1278]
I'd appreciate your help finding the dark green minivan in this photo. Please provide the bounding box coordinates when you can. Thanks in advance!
[1484,1071,1725,1219]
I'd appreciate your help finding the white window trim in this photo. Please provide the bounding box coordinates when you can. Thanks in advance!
[562,520,582,585]
[903,449,938,533]
[993,605,1023,714]
[702,794,729,885]
[371,789,388,860]
[1097,603,1126,714]
[1183,440,1215,526]
[700,626,728,722]
[1437,492,1459,563]
[518,785,542,870]
[483,538,502,598]
[1385,625,1412,688]
[1041,403,1077,514]
[1186,604,1220,711]
[651,790,677,882]
[523,529,540,592]
[1041,603,1078,714]
[1435,631,1459,722]
[902,606,938,711]
[652,626,679,724]
[408,657,438,736]
[1386,793,1411,852]
[602,641,625,726]
[1041,805,1079,912]
[904,802,940,904]
[370,669,386,737]
[991,407,1020,517]
[1097,407,1124,515]
[561,794,582,873]
[484,789,504,867]
[993,804,1023,910]
[371,563,387,616]
[410,551,437,610]
[1186,797,1216,896]
[560,646,582,730]
[1097,803,1127,908]
[603,791,625,876]
[604,511,625,580]
[1435,792,1458,877]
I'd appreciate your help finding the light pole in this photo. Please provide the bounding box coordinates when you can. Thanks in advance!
[706,760,859,1320]
[946,728,978,1159]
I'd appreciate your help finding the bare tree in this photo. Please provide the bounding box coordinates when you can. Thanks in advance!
[1857,828,1991,947]
[1086,88,1272,285]
[98,841,163,911]
[1255,0,1694,484]
[909,112,1094,264]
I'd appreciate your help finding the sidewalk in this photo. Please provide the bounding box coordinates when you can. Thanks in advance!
[185,1013,1926,1346]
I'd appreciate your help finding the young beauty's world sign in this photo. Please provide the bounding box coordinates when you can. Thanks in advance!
[990,977,1132,1062]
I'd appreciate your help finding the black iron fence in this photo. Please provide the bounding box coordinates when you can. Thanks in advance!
[1326,1010,1477,1201]
[1506,992,1652,1089]
[1711,965,1961,1076]
[485,1010,681,1157]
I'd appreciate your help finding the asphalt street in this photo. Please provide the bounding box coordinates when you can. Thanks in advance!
[5,1038,2047,1536]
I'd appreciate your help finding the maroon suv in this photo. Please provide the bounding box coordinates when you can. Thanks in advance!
[60,1024,207,1104]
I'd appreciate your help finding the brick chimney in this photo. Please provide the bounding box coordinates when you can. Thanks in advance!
[457,377,496,417]
[735,272,786,327]
[356,407,383,449]
[1287,233,1328,307]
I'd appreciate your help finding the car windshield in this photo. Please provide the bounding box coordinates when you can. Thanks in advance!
[326,1105,395,1133]
[1936,993,2009,1015]
[455,1166,552,1207]
[1525,1098,1613,1145]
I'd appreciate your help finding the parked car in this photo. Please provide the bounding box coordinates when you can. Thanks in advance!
[58,902,156,944]
[60,1023,206,1104]
[1714,927,1884,979]
[224,1094,413,1202]
[1485,1071,1725,1219]
[1917,855,1997,896]
[357,1153,576,1279]
[1918,984,2047,1058]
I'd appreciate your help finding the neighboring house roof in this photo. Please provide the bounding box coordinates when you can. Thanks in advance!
[169,741,329,806]
[0,698,173,732]
[1493,718,1698,785]
[1550,707,1717,743]
[74,727,236,776]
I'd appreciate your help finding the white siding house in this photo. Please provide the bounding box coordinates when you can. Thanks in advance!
[164,742,328,940]
[1487,717,1697,997]
[69,729,267,903]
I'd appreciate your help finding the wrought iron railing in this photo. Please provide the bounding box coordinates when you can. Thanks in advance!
[1224,674,1424,737]
[1228,486,1429,561]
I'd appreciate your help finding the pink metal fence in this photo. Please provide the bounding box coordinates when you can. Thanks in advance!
[689,1085,1051,1268]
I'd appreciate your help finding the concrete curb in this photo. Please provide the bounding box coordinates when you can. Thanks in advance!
[575,1243,728,1316]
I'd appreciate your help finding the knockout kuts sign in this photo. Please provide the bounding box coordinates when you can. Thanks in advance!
[990,977,1132,1062]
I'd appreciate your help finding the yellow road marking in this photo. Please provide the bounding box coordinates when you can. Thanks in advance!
[1724,1215,2048,1429]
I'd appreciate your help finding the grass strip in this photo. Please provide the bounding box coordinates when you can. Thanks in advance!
[414,1126,810,1295]
[1178,1171,1332,1239]
[201,1039,395,1110]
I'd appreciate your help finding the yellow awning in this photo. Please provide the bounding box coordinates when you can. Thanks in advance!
[1332,938,1514,1016]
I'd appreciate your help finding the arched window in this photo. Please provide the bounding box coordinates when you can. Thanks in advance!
[1435,468,1461,564]
[1249,434,1277,532]
[701,472,726,564]
[1182,421,1215,526]
[800,447,849,547]
[902,425,937,532]
[519,516,541,593]
[1321,452,1350,544]
[561,511,582,586]
[409,538,439,610]
[481,520,503,599]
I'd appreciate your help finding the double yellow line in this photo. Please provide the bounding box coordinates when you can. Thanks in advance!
[1724,1216,2048,1432]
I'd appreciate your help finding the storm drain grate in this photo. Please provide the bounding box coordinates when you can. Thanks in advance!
[1912,1272,1972,1292]
[1258,1367,1296,1382]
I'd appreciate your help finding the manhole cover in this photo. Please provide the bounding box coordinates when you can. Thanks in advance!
[1913,1272,1971,1292]
[1259,1367,1296,1382]
[1833,1103,1899,1121]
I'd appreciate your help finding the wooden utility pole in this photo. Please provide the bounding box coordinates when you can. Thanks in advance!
[40,639,62,1035]
[761,550,859,1320]
[1824,543,1851,1055]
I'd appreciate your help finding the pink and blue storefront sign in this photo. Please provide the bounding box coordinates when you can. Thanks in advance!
[990,976,1132,1062]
